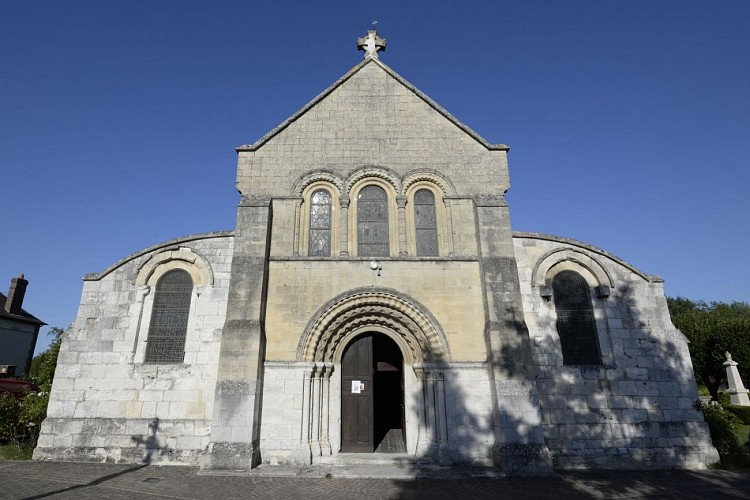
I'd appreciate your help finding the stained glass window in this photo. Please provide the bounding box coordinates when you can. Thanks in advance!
[552,271,601,365]
[414,189,438,256]
[144,269,193,364]
[357,185,389,257]
[309,189,332,256]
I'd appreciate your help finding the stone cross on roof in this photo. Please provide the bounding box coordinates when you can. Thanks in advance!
[357,29,386,59]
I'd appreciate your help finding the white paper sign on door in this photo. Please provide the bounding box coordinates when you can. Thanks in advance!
[351,380,361,394]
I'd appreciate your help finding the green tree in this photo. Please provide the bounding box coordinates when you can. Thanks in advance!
[668,297,750,400]
[29,327,63,391]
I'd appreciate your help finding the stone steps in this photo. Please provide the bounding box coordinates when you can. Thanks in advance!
[315,452,416,466]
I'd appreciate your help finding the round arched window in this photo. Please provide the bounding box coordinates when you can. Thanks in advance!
[357,185,389,257]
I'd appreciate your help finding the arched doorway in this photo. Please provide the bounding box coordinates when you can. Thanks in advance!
[341,333,405,453]
[297,288,451,459]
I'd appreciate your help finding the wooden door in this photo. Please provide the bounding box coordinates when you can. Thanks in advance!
[341,334,374,452]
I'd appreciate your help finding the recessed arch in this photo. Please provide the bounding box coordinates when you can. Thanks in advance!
[291,170,345,196]
[135,247,214,286]
[348,178,399,257]
[401,170,455,197]
[297,287,450,364]
[552,270,602,365]
[300,181,340,257]
[532,248,613,289]
[144,268,193,364]
[404,181,449,257]
[344,165,402,194]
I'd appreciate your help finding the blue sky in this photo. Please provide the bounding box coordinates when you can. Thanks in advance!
[2,1,748,354]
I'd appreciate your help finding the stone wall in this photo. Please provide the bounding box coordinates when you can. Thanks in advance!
[236,61,509,199]
[258,360,496,466]
[264,260,486,361]
[513,233,719,469]
[35,233,234,465]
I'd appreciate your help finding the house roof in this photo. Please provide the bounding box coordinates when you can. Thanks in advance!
[236,57,509,153]
[0,291,46,326]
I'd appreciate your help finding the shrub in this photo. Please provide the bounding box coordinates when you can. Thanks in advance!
[18,391,49,443]
[0,389,49,448]
[725,405,750,425]
[0,393,24,446]
[696,400,750,468]
[717,392,731,406]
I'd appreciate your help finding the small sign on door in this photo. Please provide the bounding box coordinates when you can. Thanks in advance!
[351,380,364,393]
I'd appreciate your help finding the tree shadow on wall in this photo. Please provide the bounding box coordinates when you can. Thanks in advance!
[385,285,737,498]
[131,417,173,465]
[530,283,719,471]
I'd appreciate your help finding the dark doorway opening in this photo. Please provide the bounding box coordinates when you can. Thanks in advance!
[373,334,405,453]
[341,333,405,453]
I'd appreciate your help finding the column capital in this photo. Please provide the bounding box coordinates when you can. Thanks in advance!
[473,194,507,207]
[240,194,273,207]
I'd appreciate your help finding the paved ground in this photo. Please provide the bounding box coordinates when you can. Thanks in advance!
[1,460,750,499]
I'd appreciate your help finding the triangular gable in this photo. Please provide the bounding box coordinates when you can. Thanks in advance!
[237,57,509,152]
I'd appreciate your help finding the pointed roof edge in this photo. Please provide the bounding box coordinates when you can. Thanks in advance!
[236,57,509,152]
[0,291,46,326]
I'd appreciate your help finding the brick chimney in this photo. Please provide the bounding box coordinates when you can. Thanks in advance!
[5,274,28,315]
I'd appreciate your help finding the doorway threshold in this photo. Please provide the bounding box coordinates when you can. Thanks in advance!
[315,452,416,466]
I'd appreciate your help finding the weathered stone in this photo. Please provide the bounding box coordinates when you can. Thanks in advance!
[36,31,718,474]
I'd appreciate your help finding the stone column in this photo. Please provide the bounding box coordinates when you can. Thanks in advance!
[425,371,437,462]
[443,198,456,256]
[310,364,323,457]
[397,195,408,256]
[339,195,350,257]
[413,367,432,457]
[292,198,302,256]
[434,370,449,463]
[131,285,151,360]
[414,366,446,462]
[320,363,334,455]
[301,366,314,446]
[202,195,271,471]
[474,194,553,475]
[724,352,750,406]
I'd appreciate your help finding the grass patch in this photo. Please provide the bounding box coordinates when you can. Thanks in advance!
[0,441,35,461]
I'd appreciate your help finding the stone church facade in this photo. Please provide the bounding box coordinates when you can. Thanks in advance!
[35,31,718,473]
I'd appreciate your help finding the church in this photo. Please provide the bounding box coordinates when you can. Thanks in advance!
[35,31,718,473]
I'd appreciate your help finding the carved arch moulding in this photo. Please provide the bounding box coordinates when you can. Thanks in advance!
[135,247,214,287]
[297,287,450,364]
[532,248,613,293]
[402,170,455,197]
[343,165,402,194]
[291,170,345,196]
[292,166,458,199]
